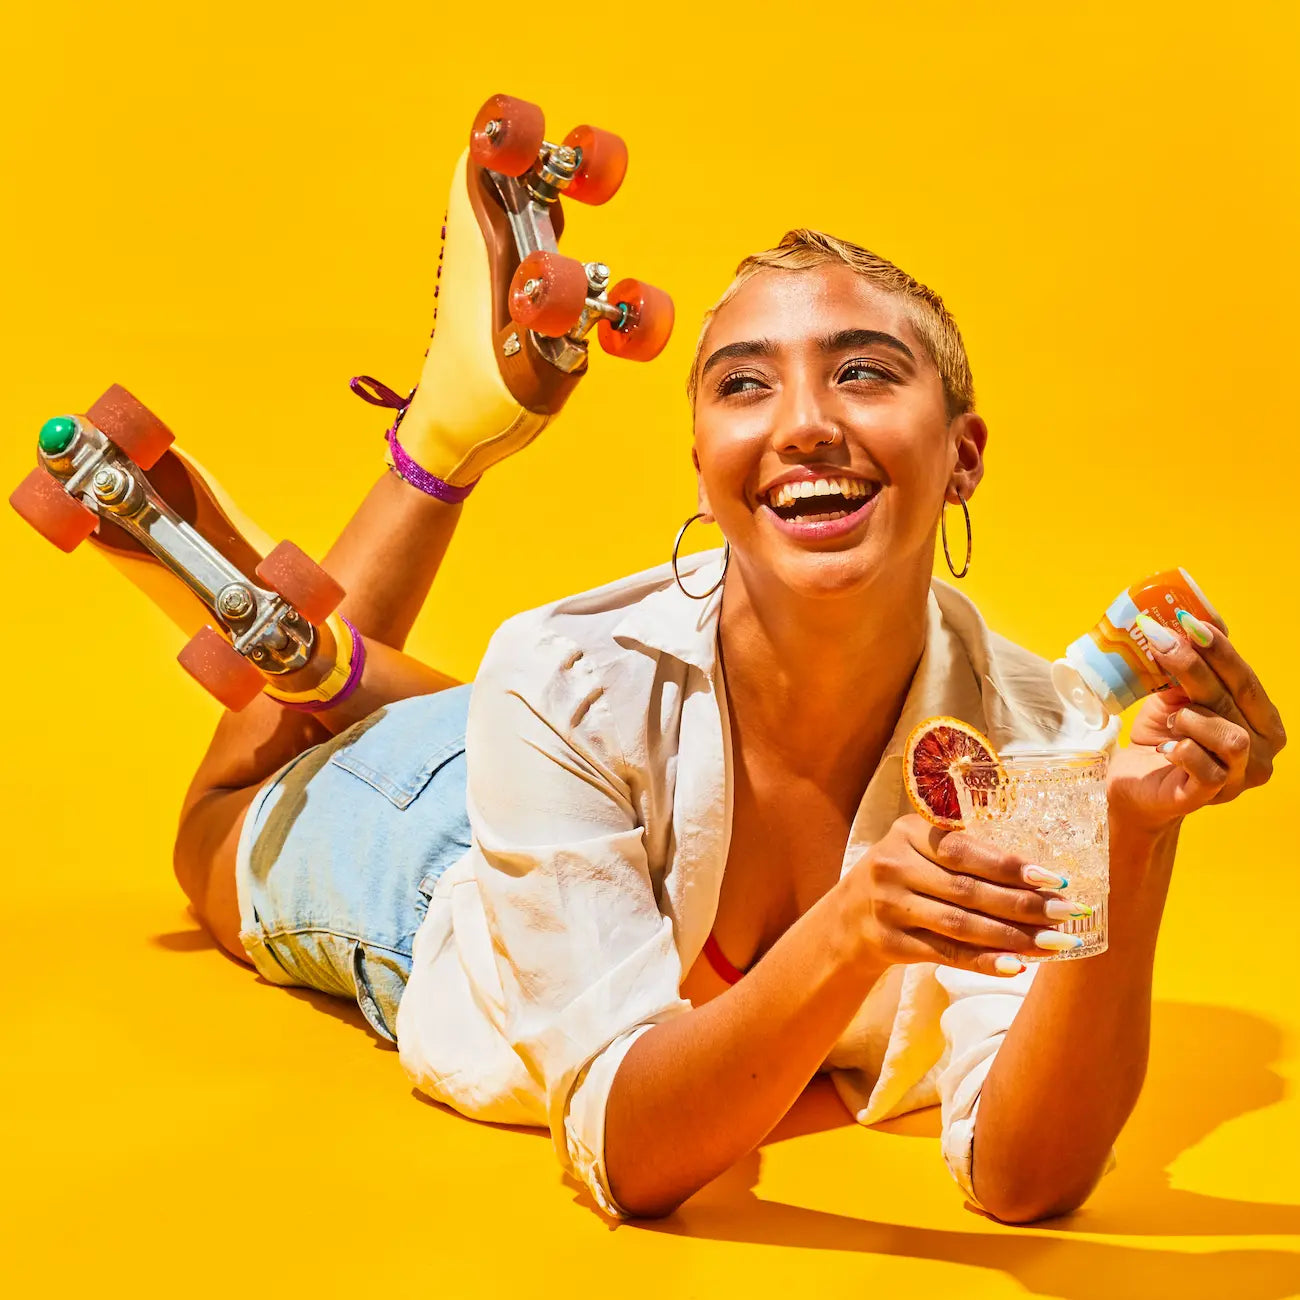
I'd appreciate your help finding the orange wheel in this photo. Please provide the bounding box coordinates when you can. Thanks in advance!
[561,125,628,205]
[508,250,589,337]
[470,94,545,177]
[86,384,174,471]
[254,540,345,625]
[9,467,98,552]
[177,625,266,712]
[598,279,675,362]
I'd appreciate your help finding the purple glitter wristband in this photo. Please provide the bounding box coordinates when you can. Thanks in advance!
[279,616,368,713]
[386,427,477,504]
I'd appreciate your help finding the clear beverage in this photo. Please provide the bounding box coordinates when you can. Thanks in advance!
[952,750,1110,962]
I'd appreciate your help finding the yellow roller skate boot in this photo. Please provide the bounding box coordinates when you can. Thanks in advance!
[349,92,675,503]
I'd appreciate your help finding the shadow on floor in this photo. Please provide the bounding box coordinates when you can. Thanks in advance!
[638,1000,1299,1298]
[155,913,1298,1294]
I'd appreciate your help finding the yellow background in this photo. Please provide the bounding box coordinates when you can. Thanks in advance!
[3,2,1297,1296]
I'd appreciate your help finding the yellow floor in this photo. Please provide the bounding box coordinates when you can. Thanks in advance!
[4,3,1299,1296]
[6,791,1299,1297]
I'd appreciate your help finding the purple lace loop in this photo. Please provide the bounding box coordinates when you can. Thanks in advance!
[349,372,476,502]
[349,375,411,410]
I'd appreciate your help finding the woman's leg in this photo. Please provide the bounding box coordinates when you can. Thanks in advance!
[175,469,467,962]
[170,132,606,962]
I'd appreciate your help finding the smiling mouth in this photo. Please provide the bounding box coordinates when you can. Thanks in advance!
[760,477,881,525]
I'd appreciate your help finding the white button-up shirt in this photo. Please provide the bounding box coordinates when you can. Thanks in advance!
[395,549,1116,1218]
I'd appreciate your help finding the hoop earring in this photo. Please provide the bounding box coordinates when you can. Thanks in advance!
[672,512,730,600]
[941,489,972,579]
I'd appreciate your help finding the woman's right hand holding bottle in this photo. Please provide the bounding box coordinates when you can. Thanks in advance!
[839,813,1087,977]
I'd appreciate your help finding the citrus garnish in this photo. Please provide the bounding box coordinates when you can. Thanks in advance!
[903,716,1004,828]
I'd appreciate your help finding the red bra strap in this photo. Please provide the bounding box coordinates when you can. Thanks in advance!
[703,931,747,985]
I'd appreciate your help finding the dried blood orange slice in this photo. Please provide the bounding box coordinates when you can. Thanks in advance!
[903,716,1003,828]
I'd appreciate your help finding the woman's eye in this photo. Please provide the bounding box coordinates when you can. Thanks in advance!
[839,361,892,384]
[718,372,767,396]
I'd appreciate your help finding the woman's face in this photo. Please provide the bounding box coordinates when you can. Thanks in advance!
[691,263,986,601]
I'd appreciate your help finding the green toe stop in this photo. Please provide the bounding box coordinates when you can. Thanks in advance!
[39,416,77,455]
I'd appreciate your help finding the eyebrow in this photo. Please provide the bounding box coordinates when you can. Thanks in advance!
[700,327,915,381]
[820,328,915,362]
[700,338,775,379]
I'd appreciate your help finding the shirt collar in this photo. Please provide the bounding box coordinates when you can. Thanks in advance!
[611,552,1109,751]
[610,548,729,676]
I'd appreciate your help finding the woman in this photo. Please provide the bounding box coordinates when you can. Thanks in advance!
[174,226,1284,1224]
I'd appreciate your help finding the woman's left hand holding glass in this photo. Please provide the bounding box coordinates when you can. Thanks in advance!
[1107,611,1285,838]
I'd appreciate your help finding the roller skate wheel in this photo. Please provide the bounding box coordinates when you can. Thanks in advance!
[561,125,629,205]
[470,94,546,178]
[508,250,590,338]
[86,384,175,471]
[9,466,99,553]
[177,625,267,712]
[598,279,675,362]
[254,540,346,626]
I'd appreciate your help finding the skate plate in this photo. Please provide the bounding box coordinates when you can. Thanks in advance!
[467,93,675,414]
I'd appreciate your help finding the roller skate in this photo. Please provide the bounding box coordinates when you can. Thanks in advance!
[10,385,353,713]
[350,92,675,501]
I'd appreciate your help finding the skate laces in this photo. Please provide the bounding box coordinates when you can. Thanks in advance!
[349,374,413,437]
[348,374,477,505]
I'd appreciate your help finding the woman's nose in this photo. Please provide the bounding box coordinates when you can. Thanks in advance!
[771,382,841,453]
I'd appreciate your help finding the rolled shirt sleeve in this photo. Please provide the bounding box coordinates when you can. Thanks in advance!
[936,963,1034,1203]
[464,617,693,1216]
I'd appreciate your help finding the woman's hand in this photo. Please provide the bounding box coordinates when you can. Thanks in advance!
[1109,615,1285,837]
[843,813,1087,978]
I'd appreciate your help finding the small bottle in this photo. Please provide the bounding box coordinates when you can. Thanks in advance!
[1052,567,1226,727]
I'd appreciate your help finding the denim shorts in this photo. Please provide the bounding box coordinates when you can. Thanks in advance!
[233,683,473,1043]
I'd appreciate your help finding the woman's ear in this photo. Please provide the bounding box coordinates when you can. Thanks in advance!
[948,411,988,503]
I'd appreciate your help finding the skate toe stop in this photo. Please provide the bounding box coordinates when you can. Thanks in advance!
[39,417,78,455]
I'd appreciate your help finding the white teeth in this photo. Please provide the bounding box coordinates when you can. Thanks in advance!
[766,476,873,509]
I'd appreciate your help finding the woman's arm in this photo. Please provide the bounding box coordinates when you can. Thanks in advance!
[964,819,1177,1222]
[968,614,1284,1222]
[604,816,1069,1218]
[603,874,887,1218]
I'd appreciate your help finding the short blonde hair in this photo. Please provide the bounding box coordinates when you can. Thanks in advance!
[687,229,975,418]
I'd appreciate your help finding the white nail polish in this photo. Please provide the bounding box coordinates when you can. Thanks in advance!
[994,954,1026,975]
[1043,898,1093,921]
[1135,613,1178,653]
[1035,930,1086,952]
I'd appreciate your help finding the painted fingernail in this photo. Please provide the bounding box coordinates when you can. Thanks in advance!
[1176,608,1214,647]
[1044,898,1094,921]
[1167,709,1180,732]
[994,955,1027,975]
[1158,740,1177,755]
[1035,930,1086,952]
[1136,613,1179,653]
[1023,864,1069,889]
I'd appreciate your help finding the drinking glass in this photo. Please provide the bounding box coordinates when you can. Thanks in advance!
[951,749,1110,962]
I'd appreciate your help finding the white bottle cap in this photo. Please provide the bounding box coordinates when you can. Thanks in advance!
[1051,657,1111,730]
